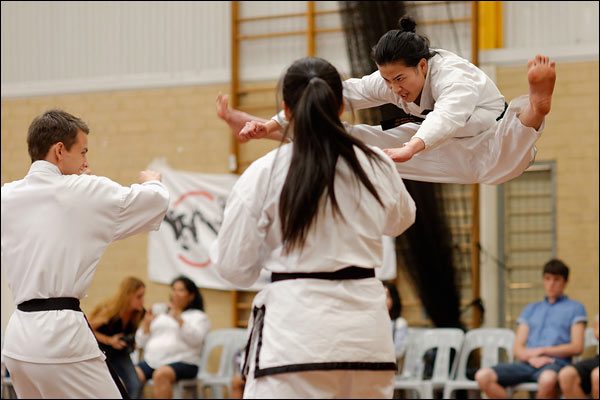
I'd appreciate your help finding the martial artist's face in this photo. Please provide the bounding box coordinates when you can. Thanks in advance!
[378,59,427,104]
[57,129,89,175]
[542,273,567,301]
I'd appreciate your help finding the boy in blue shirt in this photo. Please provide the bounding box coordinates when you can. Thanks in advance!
[475,259,587,399]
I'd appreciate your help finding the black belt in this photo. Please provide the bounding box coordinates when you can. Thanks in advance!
[18,297,81,312]
[380,109,427,130]
[17,297,130,399]
[271,266,375,282]
[380,102,508,131]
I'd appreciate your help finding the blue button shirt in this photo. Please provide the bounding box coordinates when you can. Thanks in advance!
[517,295,587,362]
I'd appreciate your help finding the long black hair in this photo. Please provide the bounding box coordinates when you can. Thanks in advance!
[171,275,204,311]
[372,15,436,67]
[278,57,386,253]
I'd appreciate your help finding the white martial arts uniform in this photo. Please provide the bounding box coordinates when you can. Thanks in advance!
[212,144,416,398]
[1,160,169,399]
[343,48,506,149]
[135,308,210,368]
[347,95,541,184]
[273,49,543,184]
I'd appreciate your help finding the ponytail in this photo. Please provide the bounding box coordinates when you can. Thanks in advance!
[279,57,385,253]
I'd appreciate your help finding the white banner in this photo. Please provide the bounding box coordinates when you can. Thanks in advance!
[147,159,397,291]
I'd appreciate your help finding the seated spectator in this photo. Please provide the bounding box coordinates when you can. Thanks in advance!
[559,313,599,399]
[89,276,146,399]
[384,282,409,358]
[135,276,210,399]
[475,259,587,399]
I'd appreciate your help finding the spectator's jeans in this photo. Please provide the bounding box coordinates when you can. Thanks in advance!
[108,352,143,399]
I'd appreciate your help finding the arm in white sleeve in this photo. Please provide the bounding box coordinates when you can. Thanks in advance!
[348,100,539,185]
[413,82,478,149]
[114,181,170,240]
[135,327,150,348]
[272,110,288,129]
[384,176,416,236]
[373,150,416,235]
[179,311,211,348]
[343,71,397,110]
[212,188,268,288]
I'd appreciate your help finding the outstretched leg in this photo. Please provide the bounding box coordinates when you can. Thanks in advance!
[216,94,268,142]
[518,55,556,131]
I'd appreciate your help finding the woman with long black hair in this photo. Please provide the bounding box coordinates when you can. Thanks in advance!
[213,57,416,398]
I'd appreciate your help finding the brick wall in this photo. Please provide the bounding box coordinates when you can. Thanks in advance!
[496,60,599,320]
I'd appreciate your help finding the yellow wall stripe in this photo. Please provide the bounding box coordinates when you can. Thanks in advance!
[479,1,503,49]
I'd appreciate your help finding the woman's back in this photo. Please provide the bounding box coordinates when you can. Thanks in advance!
[213,56,417,398]
[217,141,414,281]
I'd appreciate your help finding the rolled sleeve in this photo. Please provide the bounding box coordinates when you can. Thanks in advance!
[571,303,588,326]
[114,181,170,240]
[517,303,535,327]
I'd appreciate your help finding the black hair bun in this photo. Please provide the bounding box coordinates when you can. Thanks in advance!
[398,16,417,33]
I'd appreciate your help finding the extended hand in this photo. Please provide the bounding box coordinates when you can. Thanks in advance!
[110,333,127,350]
[139,170,161,183]
[383,146,417,163]
[240,121,268,142]
[383,137,425,163]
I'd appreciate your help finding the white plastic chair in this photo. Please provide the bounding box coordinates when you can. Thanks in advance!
[395,327,430,377]
[394,328,464,398]
[583,326,599,356]
[510,381,538,398]
[443,328,515,399]
[194,328,248,399]
[142,328,247,399]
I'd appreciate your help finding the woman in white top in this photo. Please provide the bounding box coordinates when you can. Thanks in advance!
[212,56,416,398]
[135,276,210,399]
[217,16,556,184]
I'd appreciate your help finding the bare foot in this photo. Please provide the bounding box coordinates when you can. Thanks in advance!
[216,94,250,136]
[527,55,556,116]
[216,94,270,143]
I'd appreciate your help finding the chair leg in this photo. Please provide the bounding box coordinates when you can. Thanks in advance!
[418,382,434,399]
[443,386,453,399]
